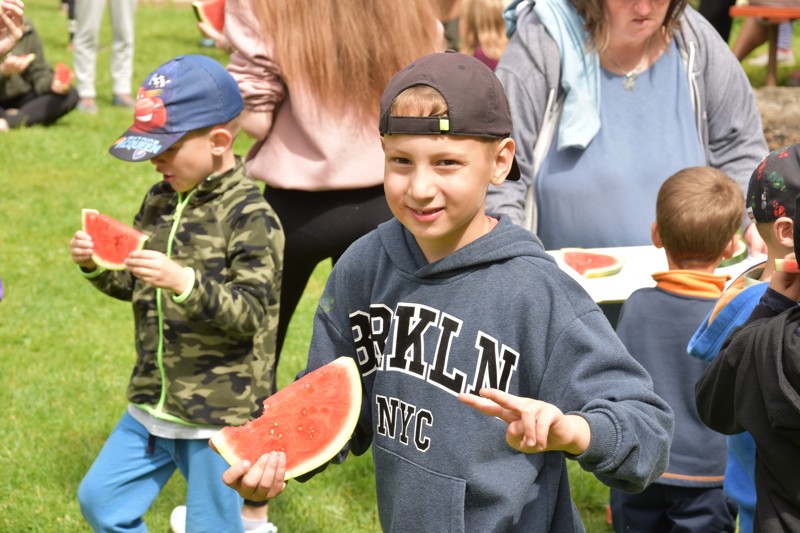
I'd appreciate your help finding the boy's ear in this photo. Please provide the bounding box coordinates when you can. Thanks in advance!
[720,233,741,260]
[650,222,663,249]
[774,216,795,249]
[209,126,234,156]
[489,137,515,186]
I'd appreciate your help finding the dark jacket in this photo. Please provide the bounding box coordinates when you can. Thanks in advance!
[696,291,800,532]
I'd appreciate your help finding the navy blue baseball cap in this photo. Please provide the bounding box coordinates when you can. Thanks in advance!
[109,54,243,162]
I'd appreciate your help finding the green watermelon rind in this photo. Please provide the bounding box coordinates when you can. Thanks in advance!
[561,248,625,278]
[81,209,148,271]
[211,357,362,481]
[192,0,225,33]
[718,240,748,268]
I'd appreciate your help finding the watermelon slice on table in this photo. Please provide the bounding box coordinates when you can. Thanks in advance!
[81,209,148,270]
[211,357,362,480]
[775,257,800,273]
[561,248,624,278]
[192,0,225,33]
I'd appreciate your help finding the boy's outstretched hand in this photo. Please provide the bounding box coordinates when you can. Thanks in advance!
[210,439,288,502]
[126,250,190,294]
[458,388,591,456]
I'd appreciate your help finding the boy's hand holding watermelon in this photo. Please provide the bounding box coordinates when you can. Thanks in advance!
[216,447,288,502]
[125,250,192,295]
[70,230,98,271]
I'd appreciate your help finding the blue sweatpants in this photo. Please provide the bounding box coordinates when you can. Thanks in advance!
[78,411,243,532]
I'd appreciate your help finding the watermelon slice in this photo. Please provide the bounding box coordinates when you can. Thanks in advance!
[192,0,225,33]
[54,62,74,86]
[775,257,800,273]
[81,209,148,270]
[562,248,624,278]
[718,240,748,268]
[212,357,362,480]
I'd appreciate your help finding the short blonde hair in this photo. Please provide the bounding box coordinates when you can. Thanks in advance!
[390,85,449,118]
[656,167,744,265]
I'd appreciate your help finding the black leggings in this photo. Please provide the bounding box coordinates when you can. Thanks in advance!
[265,185,392,390]
[1,88,79,128]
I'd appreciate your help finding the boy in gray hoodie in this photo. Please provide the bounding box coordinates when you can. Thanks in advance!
[217,50,673,532]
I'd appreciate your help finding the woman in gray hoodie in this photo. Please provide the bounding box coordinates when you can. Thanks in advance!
[486,0,767,255]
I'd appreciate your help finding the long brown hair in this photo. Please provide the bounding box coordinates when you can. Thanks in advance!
[252,0,441,122]
[571,0,687,52]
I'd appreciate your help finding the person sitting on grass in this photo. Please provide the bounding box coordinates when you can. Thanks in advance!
[215,50,674,532]
[69,54,284,533]
[0,16,77,131]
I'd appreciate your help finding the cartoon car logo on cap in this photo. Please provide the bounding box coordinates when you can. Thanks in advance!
[133,88,167,132]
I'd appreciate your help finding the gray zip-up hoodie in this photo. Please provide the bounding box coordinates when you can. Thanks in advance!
[301,216,673,532]
[486,5,768,228]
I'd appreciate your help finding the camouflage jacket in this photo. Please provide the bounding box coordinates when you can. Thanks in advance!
[84,159,284,426]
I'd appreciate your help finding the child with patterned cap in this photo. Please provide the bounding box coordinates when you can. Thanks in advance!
[69,54,284,533]
[696,143,800,533]
[216,50,673,532]
[690,143,800,533]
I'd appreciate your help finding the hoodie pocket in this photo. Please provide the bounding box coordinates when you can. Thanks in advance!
[374,444,466,533]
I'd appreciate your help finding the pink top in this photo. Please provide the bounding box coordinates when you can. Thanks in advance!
[224,0,385,191]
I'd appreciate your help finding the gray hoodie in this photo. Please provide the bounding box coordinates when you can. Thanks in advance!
[486,5,768,229]
[301,216,673,532]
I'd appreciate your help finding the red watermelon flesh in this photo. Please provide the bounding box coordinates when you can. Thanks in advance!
[192,0,225,33]
[776,258,800,273]
[562,248,624,278]
[54,62,74,86]
[81,209,148,270]
[211,357,362,480]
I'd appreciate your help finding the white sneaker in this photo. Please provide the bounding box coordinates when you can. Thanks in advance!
[248,521,278,533]
[169,505,187,533]
[169,504,278,533]
[748,48,796,66]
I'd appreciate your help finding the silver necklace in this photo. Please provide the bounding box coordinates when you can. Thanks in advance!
[604,38,654,91]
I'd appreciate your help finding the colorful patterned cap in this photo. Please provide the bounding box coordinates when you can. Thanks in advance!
[109,54,243,162]
[746,144,800,223]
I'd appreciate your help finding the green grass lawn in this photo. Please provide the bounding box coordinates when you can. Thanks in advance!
[2,1,734,531]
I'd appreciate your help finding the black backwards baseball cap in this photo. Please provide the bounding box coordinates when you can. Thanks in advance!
[109,54,243,162]
[747,144,800,223]
[378,50,520,181]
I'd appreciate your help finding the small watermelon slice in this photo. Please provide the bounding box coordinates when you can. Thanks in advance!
[54,62,74,86]
[562,248,624,278]
[718,240,748,268]
[775,257,800,273]
[81,209,148,270]
[192,0,225,33]
[211,357,362,480]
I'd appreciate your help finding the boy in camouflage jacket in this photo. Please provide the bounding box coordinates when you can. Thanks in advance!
[69,55,284,533]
